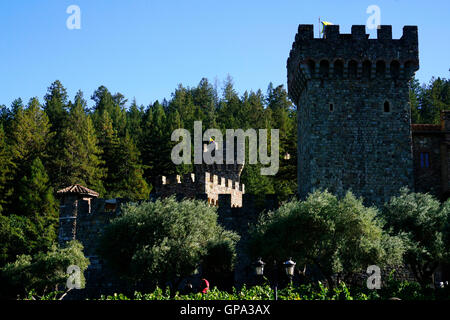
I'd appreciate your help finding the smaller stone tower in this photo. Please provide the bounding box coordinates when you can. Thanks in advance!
[57,184,99,245]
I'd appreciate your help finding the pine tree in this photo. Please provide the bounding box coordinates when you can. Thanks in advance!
[7,98,53,211]
[168,84,197,132]
[17,157,58,252]
[91,86,127,136]
[97,111,121,198]
[266,84,297,198]
[218,76,241,129]
[44,81,70,188]
[410,78,422,124]
[57,91,106,194]
[44,80,68,134]
[126,98,144,145]
[0,125,13,214]
[141,102,174,185]
[192,78,217,128]
[114,132,151,200]
[10,98,52,170]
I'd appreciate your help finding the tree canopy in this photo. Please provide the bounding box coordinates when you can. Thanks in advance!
[247,190,405,288]
[97,197,239,287]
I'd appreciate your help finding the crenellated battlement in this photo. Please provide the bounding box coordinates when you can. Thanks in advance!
[158,172,245,207]
[288,24,418,206]
[287,24,419,105]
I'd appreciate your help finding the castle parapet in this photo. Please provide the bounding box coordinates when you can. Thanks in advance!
[203,172,244,207]
[158,171,245,207]
[287,24,419,105]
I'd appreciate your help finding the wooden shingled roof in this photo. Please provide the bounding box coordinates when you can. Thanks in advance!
[411,124,442,132]
[57,184,99,197]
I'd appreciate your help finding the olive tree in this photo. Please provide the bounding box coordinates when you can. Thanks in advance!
[98,197,239,288]
[0,240,90,299]
[247,190,405,288]
[381,188,450,287]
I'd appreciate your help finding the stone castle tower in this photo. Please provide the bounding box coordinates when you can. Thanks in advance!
[287,24,419,205]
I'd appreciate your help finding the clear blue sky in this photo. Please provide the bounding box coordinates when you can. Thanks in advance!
[1,0,449,109]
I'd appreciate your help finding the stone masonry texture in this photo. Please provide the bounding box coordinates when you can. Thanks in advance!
[287,24,419,206]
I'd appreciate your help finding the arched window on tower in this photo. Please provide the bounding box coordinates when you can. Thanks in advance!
[404,60,417,78]
[362,60,372,78]
[376,61,386,77]
[348,60,357,79]
[320,60,330,78]
[334,60,344,78]
[390,60,400,79]
[307,60,315,77]
[384,101,390,113]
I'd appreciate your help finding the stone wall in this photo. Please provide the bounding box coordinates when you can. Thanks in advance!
[59,193,418,298]
[412,124,443,198]
[287,24,419,207]
[410,111,450,201]
[158,171,245,207]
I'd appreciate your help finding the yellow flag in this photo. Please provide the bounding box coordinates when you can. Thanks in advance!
[321,21,333,34]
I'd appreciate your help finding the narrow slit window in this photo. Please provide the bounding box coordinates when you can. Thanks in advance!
[329,103,334,112]
[384,101,390,112]
[420,152,430,168]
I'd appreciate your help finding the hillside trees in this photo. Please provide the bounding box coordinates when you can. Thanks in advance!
[17,158,58,252]
[6,98,53,213]
[410,76,450,124]
[0,125,13,213]
[57,91,106,194]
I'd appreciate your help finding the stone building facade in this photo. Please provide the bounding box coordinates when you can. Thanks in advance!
[287,24,420,206]
[157,172,244,207]
[157,142,245,207]
[412,111,450,200]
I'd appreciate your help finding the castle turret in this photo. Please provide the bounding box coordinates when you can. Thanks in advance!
[287,24,419,205]
[57,184,99,245]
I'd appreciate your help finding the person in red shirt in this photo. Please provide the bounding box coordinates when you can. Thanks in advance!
[200,278,209,294]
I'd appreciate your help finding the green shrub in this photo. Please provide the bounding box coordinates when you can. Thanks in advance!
[97,197,239,287]
[247,190,405,287]
[381,188,450,287]
[1,240,89,299]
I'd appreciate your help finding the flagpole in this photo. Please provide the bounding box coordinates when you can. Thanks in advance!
[318,17,321,38]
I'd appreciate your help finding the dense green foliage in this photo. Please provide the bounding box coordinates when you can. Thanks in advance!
[97,197,239,287]
[410,76,450,124]
[0,241,90,299]
[0,77,295,269]
[0,73,449,299]
[381,188,450,287]
[92,279,449,300]
[247,190,406,287]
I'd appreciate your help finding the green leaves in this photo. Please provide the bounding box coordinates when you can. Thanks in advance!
[57,93,106,193]
[247,190,405,287]
[410,76,450,124]
[382,188,450,286]
[98,197,239,286]
[0,241,90,299]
